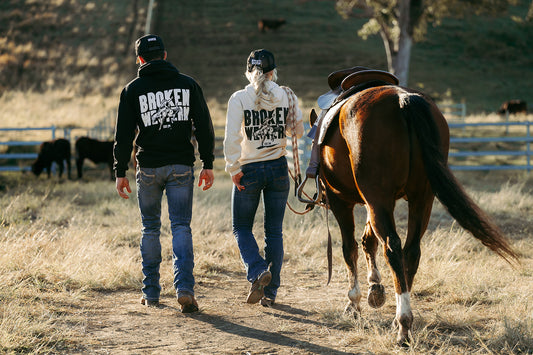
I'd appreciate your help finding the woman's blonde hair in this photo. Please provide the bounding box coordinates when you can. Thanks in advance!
[245,68,278,109]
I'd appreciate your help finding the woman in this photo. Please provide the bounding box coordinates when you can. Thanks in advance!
[224,49,304,307]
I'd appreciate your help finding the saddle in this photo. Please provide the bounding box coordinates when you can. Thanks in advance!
[313,67,399,144]
[317,67,399,109]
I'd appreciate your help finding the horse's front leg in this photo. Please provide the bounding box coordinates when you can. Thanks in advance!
[327,192,361,316]
[361,218,386,308]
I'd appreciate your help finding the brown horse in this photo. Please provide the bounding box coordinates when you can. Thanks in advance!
[312,85,519,346]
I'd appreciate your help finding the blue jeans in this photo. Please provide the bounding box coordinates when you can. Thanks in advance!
[232,156,290,300]
[136,164,195,301]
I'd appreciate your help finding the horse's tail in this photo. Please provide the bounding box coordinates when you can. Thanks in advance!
[400,92,519,266]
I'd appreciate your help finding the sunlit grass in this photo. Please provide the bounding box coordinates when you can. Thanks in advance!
[0,92,531,353]
[1,167,532,353]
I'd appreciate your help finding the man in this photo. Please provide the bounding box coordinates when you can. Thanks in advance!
[113,34,215,313]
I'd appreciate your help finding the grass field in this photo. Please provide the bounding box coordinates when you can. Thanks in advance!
[0,159,532,353]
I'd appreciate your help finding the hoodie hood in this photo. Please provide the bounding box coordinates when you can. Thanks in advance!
[138,60,180,78]
[244,81,284,111]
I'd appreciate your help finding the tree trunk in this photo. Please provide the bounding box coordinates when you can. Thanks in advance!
[393,34,412,86]
[376,0,413,86]
[394,0,413,86]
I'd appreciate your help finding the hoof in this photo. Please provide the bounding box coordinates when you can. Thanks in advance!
[393,313,413,347]
[343,302,360,318]
[396,335,411,347]
[367,283,386,308]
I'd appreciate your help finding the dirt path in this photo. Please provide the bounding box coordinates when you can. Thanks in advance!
[77,273,379,354]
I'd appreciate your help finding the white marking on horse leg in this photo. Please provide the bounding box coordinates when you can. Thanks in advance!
[344,283,362,314]
[367,267,381,284]
[395,292,411,318]
[348,283,362,305]
[394,292,413,345]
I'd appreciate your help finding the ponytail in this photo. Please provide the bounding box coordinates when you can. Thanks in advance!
[245,68,278,110]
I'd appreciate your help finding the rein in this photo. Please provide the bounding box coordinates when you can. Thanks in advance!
[282,86,332,284]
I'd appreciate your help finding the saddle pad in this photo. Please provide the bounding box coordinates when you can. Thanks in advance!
[317,87,342,109]
[316,98,350,145]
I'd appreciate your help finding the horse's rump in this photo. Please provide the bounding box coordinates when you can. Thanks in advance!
[399,93,518,263]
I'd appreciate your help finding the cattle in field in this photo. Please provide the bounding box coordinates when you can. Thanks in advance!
[75,137,114,180]
[498,100,527,115]
[258,18,286,32]
[31,138,71,179]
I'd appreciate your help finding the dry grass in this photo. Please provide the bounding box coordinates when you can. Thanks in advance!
[0,165,532,353]
[0,90,118,149]
[0,89,532,354]
[0,90,117,129]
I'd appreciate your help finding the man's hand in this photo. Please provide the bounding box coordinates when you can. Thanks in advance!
[232,171,244,191]
[198,169,214,191]
[116,177,132,199]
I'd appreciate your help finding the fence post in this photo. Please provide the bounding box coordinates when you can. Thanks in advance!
[505,111,510,135]
[527,121,531,172]
[63,128,71,142]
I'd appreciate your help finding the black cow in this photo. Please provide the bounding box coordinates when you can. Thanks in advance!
[498,100,527,115]
[258,18,286,32]
[31,138,71,179]
[75,137,114,180]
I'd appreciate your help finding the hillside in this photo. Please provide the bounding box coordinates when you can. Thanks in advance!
[1,0,532,113]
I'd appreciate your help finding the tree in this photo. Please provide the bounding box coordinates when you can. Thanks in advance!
[333,0,521,85]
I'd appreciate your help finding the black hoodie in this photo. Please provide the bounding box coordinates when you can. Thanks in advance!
[113,60,215,178]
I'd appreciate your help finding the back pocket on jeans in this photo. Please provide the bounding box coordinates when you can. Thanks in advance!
[240,167,259,189]
[170,166,193,185]
[137,169,156,186]
[271,164,289,190]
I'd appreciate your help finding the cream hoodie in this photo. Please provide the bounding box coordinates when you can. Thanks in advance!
[224,81,304,176]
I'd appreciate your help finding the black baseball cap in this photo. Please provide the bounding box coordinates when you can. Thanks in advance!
[247,49,276,73]
[135,34,165,57]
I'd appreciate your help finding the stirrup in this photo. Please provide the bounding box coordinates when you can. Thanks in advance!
[297,175,323,205]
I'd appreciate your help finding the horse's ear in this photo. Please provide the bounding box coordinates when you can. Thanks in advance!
[310,109,318,126]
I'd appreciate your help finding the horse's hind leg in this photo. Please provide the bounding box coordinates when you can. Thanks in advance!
[361,217,385,308]
[366,204,412,346]
[404,190,434,291]
[327,192,361,316]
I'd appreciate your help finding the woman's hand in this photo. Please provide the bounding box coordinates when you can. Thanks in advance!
[232,171,245,191]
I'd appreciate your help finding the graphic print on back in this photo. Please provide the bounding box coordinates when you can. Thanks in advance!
[243,107,288,149]
[138,88,190,130]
